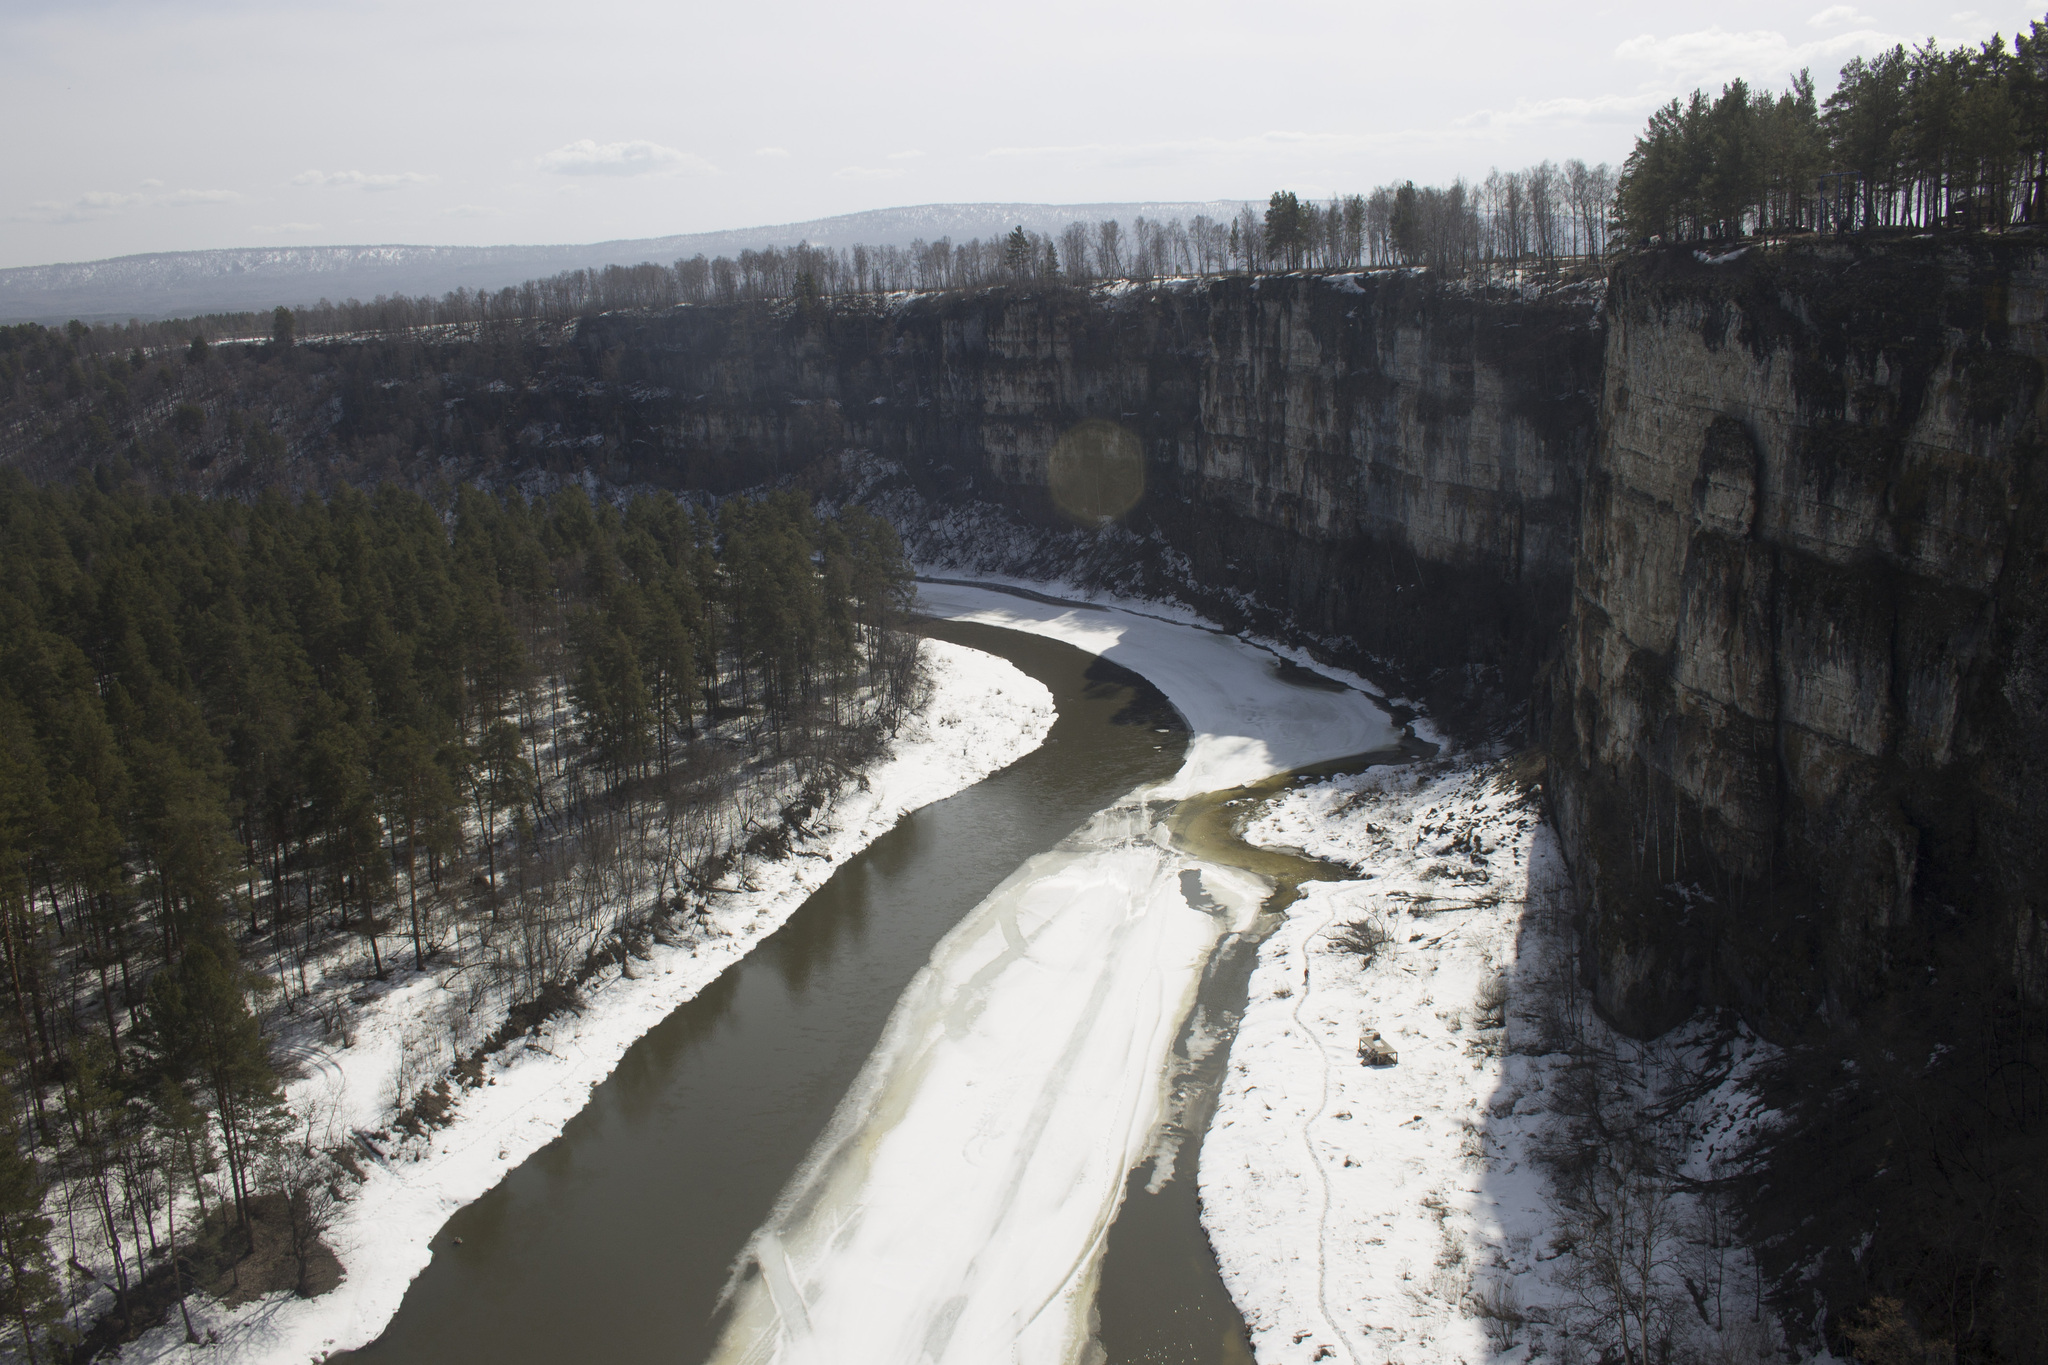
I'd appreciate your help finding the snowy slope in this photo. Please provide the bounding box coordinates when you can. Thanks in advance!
[1204,761,1788,1365]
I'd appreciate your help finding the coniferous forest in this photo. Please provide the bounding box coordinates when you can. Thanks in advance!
[0,475,917,1354]
[1615,21,2048,240]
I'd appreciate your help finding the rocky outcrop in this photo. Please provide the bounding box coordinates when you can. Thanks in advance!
[1548,240,2048,1038]
[581,274,1605,715]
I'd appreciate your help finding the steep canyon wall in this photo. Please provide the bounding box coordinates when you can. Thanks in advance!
[580,248,2044,1047]
[1549,241,2048,1039]
[580,274,1603,718]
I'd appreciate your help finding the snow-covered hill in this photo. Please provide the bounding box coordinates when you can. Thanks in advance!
[0,201,1247,323]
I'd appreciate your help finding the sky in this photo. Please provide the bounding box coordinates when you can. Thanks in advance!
[2,0,2032,269]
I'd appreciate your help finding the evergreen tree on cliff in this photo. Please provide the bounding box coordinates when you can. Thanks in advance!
[1003,226,1032,278]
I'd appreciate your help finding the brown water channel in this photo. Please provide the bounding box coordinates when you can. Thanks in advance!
[341,620,1405,1364]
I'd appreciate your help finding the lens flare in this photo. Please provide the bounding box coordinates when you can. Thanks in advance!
[1048,419,1144,525]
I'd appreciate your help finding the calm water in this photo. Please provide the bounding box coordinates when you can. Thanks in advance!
[340,621,1251,1364]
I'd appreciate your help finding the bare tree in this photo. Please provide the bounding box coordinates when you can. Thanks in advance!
[1551,1158,1686,1363]
[1341,194,1366,266]
[1232,206,1262,270]
[1095,220,1124,278]
[1058,223,1093,281]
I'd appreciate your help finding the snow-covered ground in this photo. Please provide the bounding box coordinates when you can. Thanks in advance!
[709,584,1401,1364]
[123,639,1056,1365]
[1203,760,1787,1365]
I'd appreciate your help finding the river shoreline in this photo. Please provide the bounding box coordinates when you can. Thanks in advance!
[121,640,1057,1365]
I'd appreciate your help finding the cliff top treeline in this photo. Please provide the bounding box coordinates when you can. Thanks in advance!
[0,153,1613,360]
[1617,15,2048,239]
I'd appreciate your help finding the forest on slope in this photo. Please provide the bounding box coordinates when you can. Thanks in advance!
[0,476,919,1356]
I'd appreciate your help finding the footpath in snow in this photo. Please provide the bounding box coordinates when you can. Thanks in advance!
[126,639,1056,1365]
[1203,759,1786,1365]
[709,583,1401,1365]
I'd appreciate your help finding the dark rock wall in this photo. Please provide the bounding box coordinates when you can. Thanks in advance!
[584,249,2048,1342]
[1549,240,2048,1037]
[582,274,1605,714]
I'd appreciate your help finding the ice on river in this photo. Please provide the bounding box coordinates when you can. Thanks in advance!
[713,813,1268,1365]
[914,582,1399,797]
[709,583,1398,1364]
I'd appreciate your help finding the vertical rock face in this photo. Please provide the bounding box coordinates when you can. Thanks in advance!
[1550,241,2048,1037]
[583,245,2043,1043]
[584,274,1604,712]
[1160,276,1598,715]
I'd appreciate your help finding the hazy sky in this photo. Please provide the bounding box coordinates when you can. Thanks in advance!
[2,0,2027,268]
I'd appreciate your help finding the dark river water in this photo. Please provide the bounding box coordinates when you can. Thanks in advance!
[339,620,1284,1364]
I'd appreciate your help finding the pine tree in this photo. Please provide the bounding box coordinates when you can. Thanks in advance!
[376,726,462,969]
[1003,226,1032,278]
[139,928,285,1234]
[0,1081,59,1363]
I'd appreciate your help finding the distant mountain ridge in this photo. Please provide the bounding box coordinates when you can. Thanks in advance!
[0,201,1249,324]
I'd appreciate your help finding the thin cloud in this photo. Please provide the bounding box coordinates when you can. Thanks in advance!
[1456,92,1667,129]
[250,222,323,233]
[292,169,435,191]
[753,146,791,158]
[537,140,715,177]
[12,187,236,223]
[1808,5,1872,27]
[982,129,1438,167]
[886,149,926,160]
[832,165,904,180]
[441,204,498,217]
[1614,25,1899,81]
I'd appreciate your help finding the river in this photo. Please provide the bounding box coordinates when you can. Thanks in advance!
[342,604,1397,1364]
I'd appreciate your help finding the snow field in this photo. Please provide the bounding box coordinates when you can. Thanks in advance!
[1202,763,1553,1365]
[1201,761,1787,1365]
[123,640,1056,1365]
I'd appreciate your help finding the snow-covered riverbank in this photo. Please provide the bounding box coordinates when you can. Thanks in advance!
[1203,759,1788,1365]
[125,640,1055,1365]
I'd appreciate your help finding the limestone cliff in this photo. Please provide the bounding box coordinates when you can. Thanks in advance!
[580,273,1604,716]
[325,247,2048,1349]
[1549,240,2048,1039]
